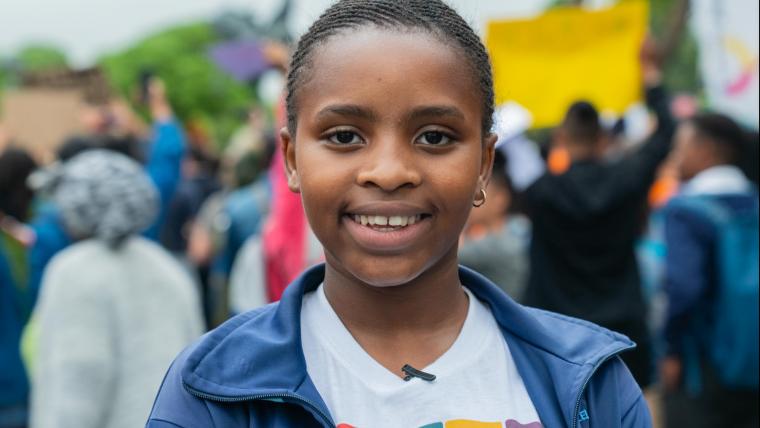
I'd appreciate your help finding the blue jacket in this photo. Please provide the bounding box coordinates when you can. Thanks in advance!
[147,265,651,427]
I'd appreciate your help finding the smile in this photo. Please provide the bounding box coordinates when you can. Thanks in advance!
[342,211,432,252]
[349,214,423,230]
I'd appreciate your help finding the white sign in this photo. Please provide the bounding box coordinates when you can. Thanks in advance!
[692,0,760,129]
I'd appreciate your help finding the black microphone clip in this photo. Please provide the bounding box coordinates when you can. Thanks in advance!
[402,364,436,382]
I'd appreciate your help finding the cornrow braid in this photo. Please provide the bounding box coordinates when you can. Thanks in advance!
[286,0,494,137]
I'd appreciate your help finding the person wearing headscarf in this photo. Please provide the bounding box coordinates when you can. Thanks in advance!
[28,150,204,428]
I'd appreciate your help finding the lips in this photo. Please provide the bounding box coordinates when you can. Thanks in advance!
[342,202,433,252]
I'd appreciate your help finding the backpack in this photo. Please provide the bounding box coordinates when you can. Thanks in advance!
[669,193,759,389]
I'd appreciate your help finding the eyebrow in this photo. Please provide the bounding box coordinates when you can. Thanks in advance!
[315,104,377,121]
[407,105,465,122]
[314,104,466,123]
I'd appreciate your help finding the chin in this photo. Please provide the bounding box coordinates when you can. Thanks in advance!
[359,259,429,288]
[330,253,432,289]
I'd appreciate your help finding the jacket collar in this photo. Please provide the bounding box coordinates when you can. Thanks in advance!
[182,264,634,427]
[683,165,752,196]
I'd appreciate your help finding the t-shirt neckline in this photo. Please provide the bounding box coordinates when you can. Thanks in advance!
[309,283,492,390]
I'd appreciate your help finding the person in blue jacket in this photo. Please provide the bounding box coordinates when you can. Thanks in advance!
[147,1,652,426]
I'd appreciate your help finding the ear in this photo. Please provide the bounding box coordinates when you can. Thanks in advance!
[478,132,498,190]
[280,127,300,193]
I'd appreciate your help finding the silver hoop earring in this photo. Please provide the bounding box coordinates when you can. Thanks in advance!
[472,188,487,207]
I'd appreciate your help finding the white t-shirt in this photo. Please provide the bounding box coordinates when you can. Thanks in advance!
[301,284,542,428]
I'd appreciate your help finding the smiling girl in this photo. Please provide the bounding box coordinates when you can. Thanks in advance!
[147,1,651,427]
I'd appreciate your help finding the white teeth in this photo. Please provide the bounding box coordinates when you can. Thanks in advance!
[352,214,423,228]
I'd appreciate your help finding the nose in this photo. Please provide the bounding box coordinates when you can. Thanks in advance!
[356,136,422,192]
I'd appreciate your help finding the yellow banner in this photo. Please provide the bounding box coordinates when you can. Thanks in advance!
[486,0,648,128]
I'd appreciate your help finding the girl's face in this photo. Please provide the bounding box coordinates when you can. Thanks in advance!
[283,28,496,287]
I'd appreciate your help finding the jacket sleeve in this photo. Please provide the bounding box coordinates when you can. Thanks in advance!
[31,257,115,428]
[144,119,187,240]
[615,85,676,196]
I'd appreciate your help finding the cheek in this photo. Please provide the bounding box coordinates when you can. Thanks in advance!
[427,151,481,217]
[295,145,350,213]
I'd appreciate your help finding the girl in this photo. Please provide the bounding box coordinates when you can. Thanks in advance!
[147,1,650,427]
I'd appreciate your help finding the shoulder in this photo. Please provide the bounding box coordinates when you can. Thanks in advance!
[517,307,646,425]
[128,238,193,277]
[462,266,635,365]
[147,342,216,427]
[584,355,651,426]
[664,196,721,236]
[493,303,644,425]
[521,306,635,363]
[45,240,109,279]
[148,305,278,425]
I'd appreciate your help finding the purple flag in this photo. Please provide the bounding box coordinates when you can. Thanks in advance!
[209,41,270,82]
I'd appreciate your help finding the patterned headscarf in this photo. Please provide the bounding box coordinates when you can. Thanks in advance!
[52,150,159,248]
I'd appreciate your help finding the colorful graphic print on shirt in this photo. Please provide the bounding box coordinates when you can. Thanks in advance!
[338,419,542,428]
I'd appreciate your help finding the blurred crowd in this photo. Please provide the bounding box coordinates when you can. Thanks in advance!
[1,26,759,428]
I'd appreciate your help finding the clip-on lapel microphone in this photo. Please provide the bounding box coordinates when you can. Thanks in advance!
[402,364,436,382]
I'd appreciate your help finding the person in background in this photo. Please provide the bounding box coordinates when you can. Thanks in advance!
[186,123,275,328]
[160,146,221,258]
[142,78,188,240]
[0,148,38,428]
[227,104,323,315]
[25,79,185,301]
[660,113,759,428]
[522,49,674,390]
[29,150,203,428]
[26,134,138,300]
[214,133,276,279]
[459,150,530,301]
[204,135,275,325]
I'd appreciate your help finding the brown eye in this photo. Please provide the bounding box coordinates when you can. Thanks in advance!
[417,131,451,146]
[328,131,362,145]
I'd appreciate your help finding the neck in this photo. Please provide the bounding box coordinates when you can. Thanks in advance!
[323,248,467,335]
[322,248,469,375]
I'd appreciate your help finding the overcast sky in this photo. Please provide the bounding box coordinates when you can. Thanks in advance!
[0,0,589,67]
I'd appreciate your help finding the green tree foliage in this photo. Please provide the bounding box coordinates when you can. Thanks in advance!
[17,44,68,72]
[99,22,254,148]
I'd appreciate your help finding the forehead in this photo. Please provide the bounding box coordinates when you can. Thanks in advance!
[296,27,482,123]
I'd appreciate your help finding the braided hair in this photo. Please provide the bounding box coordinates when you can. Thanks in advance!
[286,0,494,137]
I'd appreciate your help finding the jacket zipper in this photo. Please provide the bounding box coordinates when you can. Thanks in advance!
[184,383,335,427]
[571,345,635,428]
